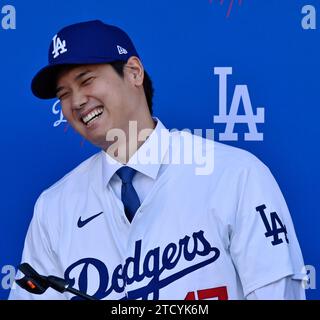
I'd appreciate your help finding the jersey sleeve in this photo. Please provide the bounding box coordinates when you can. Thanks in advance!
[246,276,306,300]
[8,194,68,300]
[229,158,306,298]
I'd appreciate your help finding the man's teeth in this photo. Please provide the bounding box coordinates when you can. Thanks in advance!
[82,108,104,125]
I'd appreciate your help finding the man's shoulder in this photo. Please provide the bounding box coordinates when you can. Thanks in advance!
[214,141,264,168]
[172,130,267,170]
[213,144,275,184]
[41,151,102,197]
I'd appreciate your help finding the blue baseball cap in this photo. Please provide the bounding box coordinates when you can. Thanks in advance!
[31,20,140,99]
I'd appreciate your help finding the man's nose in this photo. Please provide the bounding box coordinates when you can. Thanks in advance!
[71,90,88,110]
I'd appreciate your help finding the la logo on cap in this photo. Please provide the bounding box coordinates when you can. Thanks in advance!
[52,34,68,59]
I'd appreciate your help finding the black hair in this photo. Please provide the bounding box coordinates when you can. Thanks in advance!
[109,60,154,115]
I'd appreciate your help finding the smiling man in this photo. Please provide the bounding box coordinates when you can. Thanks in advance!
[55,61,155,162]
[9,20,307,300]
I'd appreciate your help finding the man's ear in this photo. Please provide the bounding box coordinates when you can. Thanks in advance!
[124,56,144,86]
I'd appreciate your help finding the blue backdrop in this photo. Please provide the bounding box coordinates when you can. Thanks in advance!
[0,0,319,299]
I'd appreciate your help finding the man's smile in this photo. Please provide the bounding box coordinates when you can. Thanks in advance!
[80,106,104,127]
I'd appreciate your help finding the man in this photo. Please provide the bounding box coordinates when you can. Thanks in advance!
[9,20,306,300]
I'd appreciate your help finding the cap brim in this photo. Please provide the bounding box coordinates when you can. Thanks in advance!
[31,64,75,99]
[31,57,127,99]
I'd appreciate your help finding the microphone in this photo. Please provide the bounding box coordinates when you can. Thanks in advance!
[15,263,97,300]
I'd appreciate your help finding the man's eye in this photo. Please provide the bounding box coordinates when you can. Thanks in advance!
[82,77,94,85]
[58,92,69,100]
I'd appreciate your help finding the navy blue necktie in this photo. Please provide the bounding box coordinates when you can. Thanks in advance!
[116,166,141,222]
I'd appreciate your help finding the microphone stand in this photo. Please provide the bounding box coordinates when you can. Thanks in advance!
[16,263,97,300]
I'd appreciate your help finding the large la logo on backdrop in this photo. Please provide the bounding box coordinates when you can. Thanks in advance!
[213,67,265,141]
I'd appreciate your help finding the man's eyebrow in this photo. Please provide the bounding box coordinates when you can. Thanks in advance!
[56,70,92,95]
[74,70,92,81]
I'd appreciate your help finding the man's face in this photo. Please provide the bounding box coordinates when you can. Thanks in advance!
[56,63,139,149]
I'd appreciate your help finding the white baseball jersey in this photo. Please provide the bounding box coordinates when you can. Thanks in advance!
[9,120,306,300]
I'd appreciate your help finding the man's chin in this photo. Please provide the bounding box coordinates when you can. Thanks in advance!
[85,135,109,150]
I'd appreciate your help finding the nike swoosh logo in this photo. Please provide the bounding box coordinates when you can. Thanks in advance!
[77,211,103,228]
